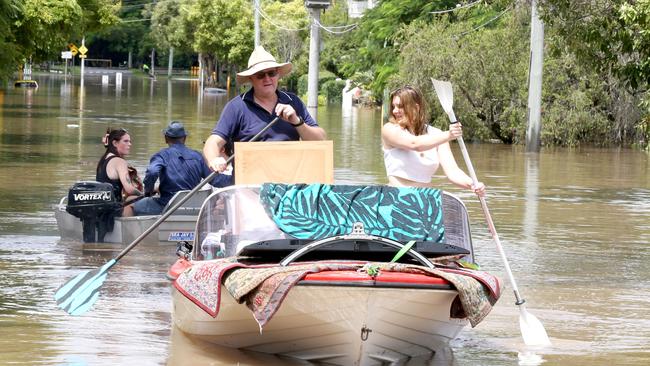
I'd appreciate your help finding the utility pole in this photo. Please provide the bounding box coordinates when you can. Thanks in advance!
[150,48,156,76]
[305,1,330,116]
[80,37,86,88]
[168,47,174,78]
[254,0,260,47]
[526,0,544,152]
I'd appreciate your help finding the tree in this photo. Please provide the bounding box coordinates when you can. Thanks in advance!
[537,0,649,145]
[0,0,119,82]
[259,0,310,91]
[185,0,254,86]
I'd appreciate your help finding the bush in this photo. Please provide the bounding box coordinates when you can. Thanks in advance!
[321,79,347,102]
[297,71,341,101]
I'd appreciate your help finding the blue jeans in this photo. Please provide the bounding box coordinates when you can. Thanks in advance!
[133,197,165,216]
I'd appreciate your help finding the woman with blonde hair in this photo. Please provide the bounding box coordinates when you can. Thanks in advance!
[381,85,486,195]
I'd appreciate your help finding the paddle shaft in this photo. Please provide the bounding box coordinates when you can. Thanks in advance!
[114,117,280,262]
[454,134,525,305]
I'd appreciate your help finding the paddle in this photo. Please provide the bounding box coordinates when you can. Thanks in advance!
[55,117,281,316]
[431,78,551,347]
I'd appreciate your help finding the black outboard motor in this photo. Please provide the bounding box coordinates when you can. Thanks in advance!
[65,181,122,243]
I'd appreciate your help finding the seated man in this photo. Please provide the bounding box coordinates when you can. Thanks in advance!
[133,121,232,216]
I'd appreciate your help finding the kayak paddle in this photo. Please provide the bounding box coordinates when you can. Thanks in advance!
[431,78,551,347]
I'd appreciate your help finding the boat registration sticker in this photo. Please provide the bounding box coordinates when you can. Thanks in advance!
[168,232,195,241]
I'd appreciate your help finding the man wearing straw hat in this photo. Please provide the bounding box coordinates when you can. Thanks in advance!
[204,46,326,174]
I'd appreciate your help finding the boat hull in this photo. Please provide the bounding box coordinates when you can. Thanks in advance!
[172,283,466,365]
[54,187,210,245]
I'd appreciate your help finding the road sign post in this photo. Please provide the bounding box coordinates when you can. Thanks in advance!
[61,51,72,76]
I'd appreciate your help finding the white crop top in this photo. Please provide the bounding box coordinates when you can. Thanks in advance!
[383,125,441,183]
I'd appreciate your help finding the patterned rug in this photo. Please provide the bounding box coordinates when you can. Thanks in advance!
[173,259,502,329]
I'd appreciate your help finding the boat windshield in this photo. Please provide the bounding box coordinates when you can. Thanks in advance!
[193,184,474,262]
[194,186,288,260]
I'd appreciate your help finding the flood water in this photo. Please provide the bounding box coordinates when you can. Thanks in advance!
[1,74,649,365]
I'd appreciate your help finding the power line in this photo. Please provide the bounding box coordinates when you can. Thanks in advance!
[312,17,357,35]
[255,4,309,32]
[120,17,152,23]
[455,5,512,37]
[431,0,483,15]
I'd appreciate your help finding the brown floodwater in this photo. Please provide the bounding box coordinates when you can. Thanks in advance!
[0,74,648,365]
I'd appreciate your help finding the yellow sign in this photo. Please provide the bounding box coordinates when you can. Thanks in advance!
[68,44,78,56]
[79,54,87,59]
[78,45,88,55]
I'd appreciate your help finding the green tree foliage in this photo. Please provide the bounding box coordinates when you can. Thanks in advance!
[0,0,23,80]
[151,0,187,51]
[395,7,633,147]
[184,0,253,85]
[537,0,649,146]
[259,0,310,91]
[0,0,119,82]
[87,2,150,65]
[538,0,650,91]
[337,0,461,96]
[187,0,253,67]
[319,0,355,78]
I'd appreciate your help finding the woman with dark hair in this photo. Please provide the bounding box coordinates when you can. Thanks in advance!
[381,85,486,195]
[96,128,143,216]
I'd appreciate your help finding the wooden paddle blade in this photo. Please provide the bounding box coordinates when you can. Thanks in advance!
[520,305,551,346]
[54,259,115,316]
[431,78,457,122]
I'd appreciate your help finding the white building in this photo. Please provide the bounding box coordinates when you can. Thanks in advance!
[348,0,376,18]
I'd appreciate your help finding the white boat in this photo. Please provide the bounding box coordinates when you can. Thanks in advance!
[169,184,501,365]
[55,181,212,245]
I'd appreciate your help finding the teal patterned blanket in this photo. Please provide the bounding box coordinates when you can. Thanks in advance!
[260,183,445,242]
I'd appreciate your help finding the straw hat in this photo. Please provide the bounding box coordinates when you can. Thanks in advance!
[236,46,292,85]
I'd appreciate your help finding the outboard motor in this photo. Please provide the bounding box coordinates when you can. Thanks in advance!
[65,181,122,243]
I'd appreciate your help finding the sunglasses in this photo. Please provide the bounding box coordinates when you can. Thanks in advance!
[253,69,279,80]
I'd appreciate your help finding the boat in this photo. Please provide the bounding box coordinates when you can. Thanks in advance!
[14,79,38,88]
[168,183,502,365]
[54,181,212,245]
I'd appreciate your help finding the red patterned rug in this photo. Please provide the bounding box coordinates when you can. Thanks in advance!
[173,259,501,329]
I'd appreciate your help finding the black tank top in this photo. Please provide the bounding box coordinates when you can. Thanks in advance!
[96,155,124,201]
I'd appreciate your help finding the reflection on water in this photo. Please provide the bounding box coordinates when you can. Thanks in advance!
[0,75,649,365]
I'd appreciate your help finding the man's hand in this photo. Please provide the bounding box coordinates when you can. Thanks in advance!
[275,103,300,125]
[209,156,228,173]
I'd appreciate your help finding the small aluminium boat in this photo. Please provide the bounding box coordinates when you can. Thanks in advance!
[55,181,212,245]
[168,183,502,365]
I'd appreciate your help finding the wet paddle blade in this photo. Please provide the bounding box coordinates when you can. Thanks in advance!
[520,306,552,346]
[431,78,457,122]
[55,259,115,316]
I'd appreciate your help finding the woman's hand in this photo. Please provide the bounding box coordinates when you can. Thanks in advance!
[471,181,486,197]
[448,122,463,139]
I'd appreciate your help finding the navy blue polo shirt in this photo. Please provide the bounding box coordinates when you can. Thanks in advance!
[142,143,232,205]
[211,88,318,143]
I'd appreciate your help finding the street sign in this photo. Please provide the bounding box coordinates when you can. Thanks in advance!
[79,54,87,59]
[69,44,78,56]
[61,51,72,59]
[78,45,88,55]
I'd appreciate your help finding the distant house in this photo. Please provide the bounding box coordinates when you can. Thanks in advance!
[348,0,376,18]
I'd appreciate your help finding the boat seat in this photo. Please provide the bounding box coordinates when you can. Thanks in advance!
[441,192,474,262]
[162,187,213,215]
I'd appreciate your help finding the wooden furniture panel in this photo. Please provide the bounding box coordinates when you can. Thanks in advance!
[234,141,334,184]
